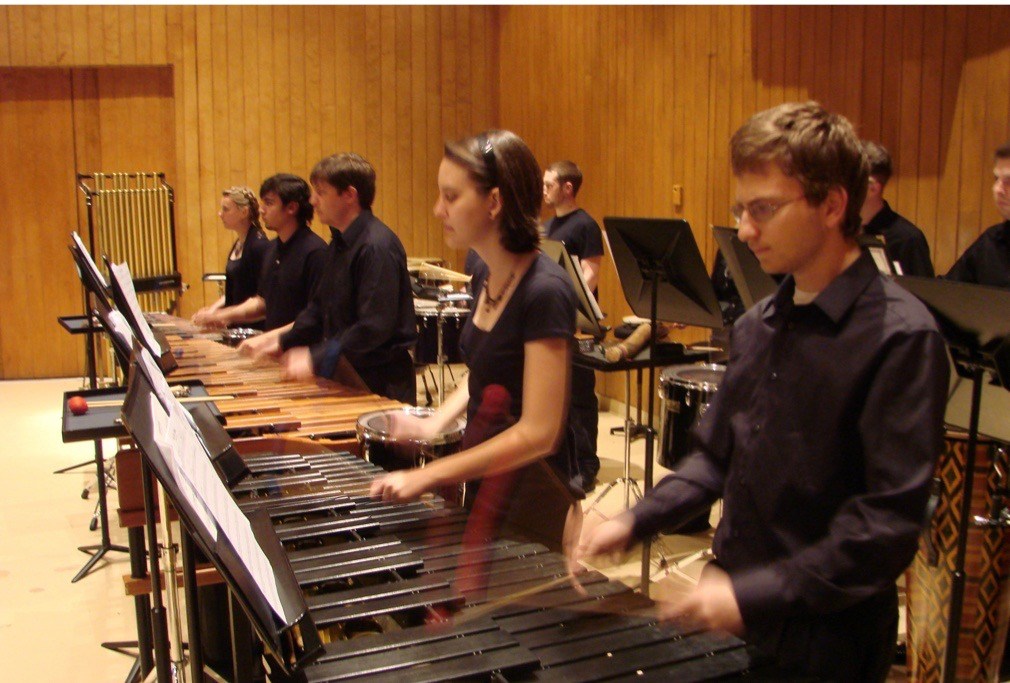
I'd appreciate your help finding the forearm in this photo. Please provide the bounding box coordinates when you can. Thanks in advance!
[216,296,265,325]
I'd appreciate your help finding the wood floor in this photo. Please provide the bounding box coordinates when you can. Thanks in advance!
[0,376,917,681]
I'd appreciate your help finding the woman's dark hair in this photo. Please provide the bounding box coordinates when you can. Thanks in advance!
[444,129,542,253]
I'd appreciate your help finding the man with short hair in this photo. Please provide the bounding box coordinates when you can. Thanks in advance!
[204,173,326,334]
[946,141,1010,287]
[543,160,604,490]
[273,153,417,404]
[576,102,949,681]
[859,141,934,277]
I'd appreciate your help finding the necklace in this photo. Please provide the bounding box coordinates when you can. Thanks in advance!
[483,270,516,311]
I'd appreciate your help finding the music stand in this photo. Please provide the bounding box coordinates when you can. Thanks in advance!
[711,226,778,310]
[896,275,1010,683]
[603,217,722,593]
[105,256,178,375]
[121,344,321,682]
[541,239,605,338]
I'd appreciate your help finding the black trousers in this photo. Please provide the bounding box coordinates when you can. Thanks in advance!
[751,586,897,682]
[570,365,599,479]
[357,350,416,405]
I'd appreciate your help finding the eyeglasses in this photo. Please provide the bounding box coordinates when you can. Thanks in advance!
[730,196,805,224]
[480,136,498,188]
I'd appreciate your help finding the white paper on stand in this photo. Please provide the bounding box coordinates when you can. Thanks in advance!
[108,261,163,355]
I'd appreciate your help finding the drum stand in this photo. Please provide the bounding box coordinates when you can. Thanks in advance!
[587,371,645,513]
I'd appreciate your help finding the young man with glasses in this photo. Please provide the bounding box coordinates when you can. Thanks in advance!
[946,141,1010,287]
[859,141,934,277]
[575,102,950,681]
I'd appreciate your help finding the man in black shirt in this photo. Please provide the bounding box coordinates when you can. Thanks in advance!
[576,102,950,681]
[203,174,327,342]
[278,153,417,404]
[543,160,604,489]
[859,141,934,277]
[946,141,1010,287]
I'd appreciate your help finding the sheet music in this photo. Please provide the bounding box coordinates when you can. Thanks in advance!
[71,231,109,289]
[108,261,163,356]
[137,347,177,409]
[146,389,287,621]
[149,394,218,542]
[107,309,137,351]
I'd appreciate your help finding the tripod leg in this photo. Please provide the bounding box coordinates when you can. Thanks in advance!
[72,545,110,583]
[122,656,141,683]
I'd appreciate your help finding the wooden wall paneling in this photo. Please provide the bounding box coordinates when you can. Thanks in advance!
[879,7,903,181]
[425,6,445,265]
[273,6,293,175]
[768,7,786,108]
[811,7,832,112]
[954,9,992,257]
[0,68,82,377]
[393,8,413,251]
[101,6,120,65]
[981,10,1010,230]
[241,6,262,191]
[171,6,201,316]
[916,6,945,265]
[844,7,866,127]
[53,5,73,66]
[362,8,382,183]
[895,6,924,221]
[860,6,885,142]
[227,5,249,182]
[7,6,26,65]
[303,6,322,172]
[288,5,308,179]
[151,6,167,66]
[408,7,429,260]
[254,7,276,190]
[195,6,219,291]
[0,8,10,65]
[933,7,967,275]
[120,5,137,65]
[134,5,151,65]
[377,6,397,237]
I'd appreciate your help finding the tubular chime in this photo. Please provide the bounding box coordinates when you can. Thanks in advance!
[77,172,181,316]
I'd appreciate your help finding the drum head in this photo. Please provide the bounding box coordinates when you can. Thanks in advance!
[660,363,725,391]
[356,407,465,446]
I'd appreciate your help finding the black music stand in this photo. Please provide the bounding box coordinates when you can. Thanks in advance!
[896,275,1010,683]
[121,345,321,682]
[711,226,778,310]
[603,217,722,594]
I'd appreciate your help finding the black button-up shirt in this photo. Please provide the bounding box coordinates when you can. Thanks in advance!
[863,200,935,277]
[280,210,416,382]
[631,253,949,664]
[257,225,327,331]
[945,220,1010,288]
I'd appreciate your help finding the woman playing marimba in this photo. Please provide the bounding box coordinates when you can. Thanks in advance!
[370,130,585,553]
[192,186,270,329]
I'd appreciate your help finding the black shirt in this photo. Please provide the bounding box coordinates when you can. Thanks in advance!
[544,208,604,296]
[630,253,949,674]
[945,220,1010,288]
[224,229,271,328]
[462,253,582,498]
[280,210,416,382]
[257,225,327,332]
[862,200,935,276]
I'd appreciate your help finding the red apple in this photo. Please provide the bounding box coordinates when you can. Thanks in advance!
[68,396,89,416]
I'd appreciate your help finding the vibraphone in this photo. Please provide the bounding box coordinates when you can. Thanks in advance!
[124,315,758,681]
[223,439,758,682]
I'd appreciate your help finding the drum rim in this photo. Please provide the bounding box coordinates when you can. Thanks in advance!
[658,362,726,392]
[356,406,466,446]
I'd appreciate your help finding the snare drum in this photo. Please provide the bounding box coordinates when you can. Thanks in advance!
[414,307,468,365]
[356,407,465,472]
[658,363,725,468]
[221,327,261,347]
